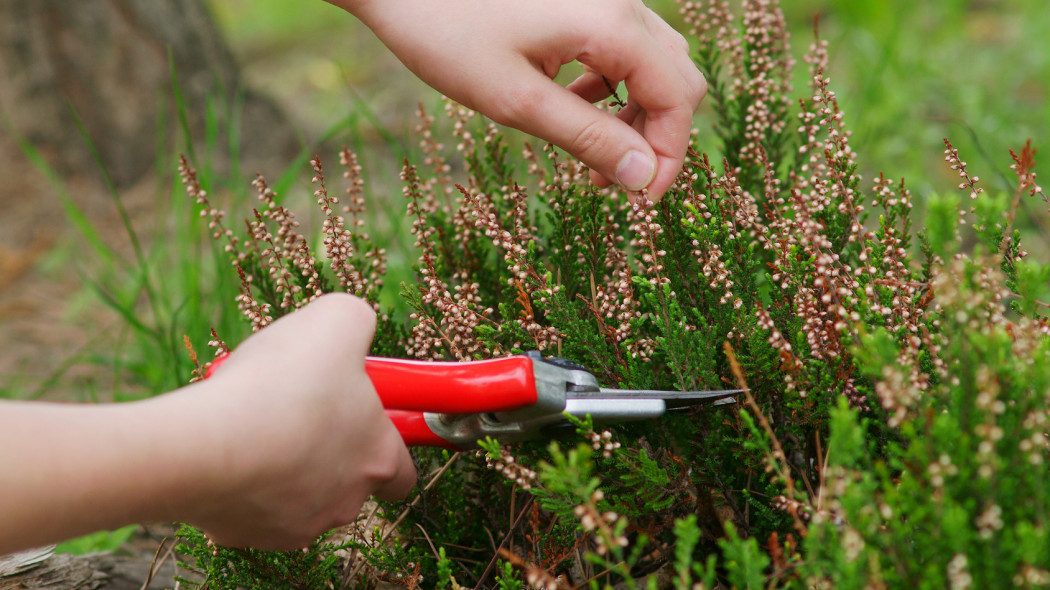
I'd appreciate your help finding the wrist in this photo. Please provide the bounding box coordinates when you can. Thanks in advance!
[138,380,249,526]
[324,0,411,41]
[0,392,231,553]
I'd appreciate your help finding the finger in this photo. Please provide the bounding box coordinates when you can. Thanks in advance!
[573,29,701,198]
[372,435,417,501]
[566,70,616,104]
[575,18,698,121]
[641,7,706,99]
[581,12,704,198]
[489,68,658,192]
[589,99,643,188]
[619,108,657,203]
[589,170,612,188]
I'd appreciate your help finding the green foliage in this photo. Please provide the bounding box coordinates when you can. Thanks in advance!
[673,516,717,589]
[173,0,1050,587]
[176,525,348,590]
[799,309,1050,587]
[719,523,770,590]
[535,442,599,513]
[493,560,524,590]
[1014,259,1050,317]
[55,525,138,555]
[435,547,454,589]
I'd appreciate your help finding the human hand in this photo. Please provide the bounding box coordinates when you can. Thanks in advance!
[0,294,414,554]
[330,0,706,200]
[183,294,416,549]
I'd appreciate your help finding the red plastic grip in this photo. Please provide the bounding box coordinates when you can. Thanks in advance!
[204,353,536,448]
[385,410,460,449]
[364,356,537,414]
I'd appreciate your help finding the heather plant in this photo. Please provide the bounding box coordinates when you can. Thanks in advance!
[175,0,1050,587]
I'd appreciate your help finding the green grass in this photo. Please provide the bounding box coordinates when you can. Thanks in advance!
[55,525,138,555]
[12,72,429,401]
[13,82,254,400]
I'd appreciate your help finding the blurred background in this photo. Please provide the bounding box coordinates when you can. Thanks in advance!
[0,0,1047,401]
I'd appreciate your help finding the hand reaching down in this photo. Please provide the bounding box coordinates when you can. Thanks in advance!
[329,0,706,200]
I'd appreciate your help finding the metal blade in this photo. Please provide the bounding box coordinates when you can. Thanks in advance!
[560,390,741,426]
[592,387,746,400]
[564,397,668,422]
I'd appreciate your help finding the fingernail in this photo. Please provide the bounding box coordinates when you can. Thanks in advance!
[615,150,656,191]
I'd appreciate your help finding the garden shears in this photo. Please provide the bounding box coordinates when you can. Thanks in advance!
[206,351,741,450]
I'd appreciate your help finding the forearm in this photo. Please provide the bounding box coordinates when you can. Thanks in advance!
[0,384,228,554]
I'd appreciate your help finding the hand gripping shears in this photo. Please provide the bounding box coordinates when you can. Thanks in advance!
[206,351,740,451]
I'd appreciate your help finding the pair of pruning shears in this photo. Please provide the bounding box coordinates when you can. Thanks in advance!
[206,351,741,451]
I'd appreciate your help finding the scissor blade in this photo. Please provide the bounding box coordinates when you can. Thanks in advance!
[588,387,746,400]
[561,390,739,425]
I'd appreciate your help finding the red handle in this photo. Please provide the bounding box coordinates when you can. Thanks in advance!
[203,353,537,447]
[203,354,227,379]
[364,356,537,414]
[385,410,460,449]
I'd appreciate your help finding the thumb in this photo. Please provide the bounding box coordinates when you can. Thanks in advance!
[489,71,657,191]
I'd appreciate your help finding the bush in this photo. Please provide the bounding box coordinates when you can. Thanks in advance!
[176,0,1050,587]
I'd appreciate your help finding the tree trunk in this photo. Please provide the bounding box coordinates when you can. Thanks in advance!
[0,0,297,187]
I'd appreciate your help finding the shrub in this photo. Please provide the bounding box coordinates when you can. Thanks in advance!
[176,0,1050,587]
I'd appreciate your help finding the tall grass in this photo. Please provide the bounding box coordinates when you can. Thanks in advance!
[12,63,431,403]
